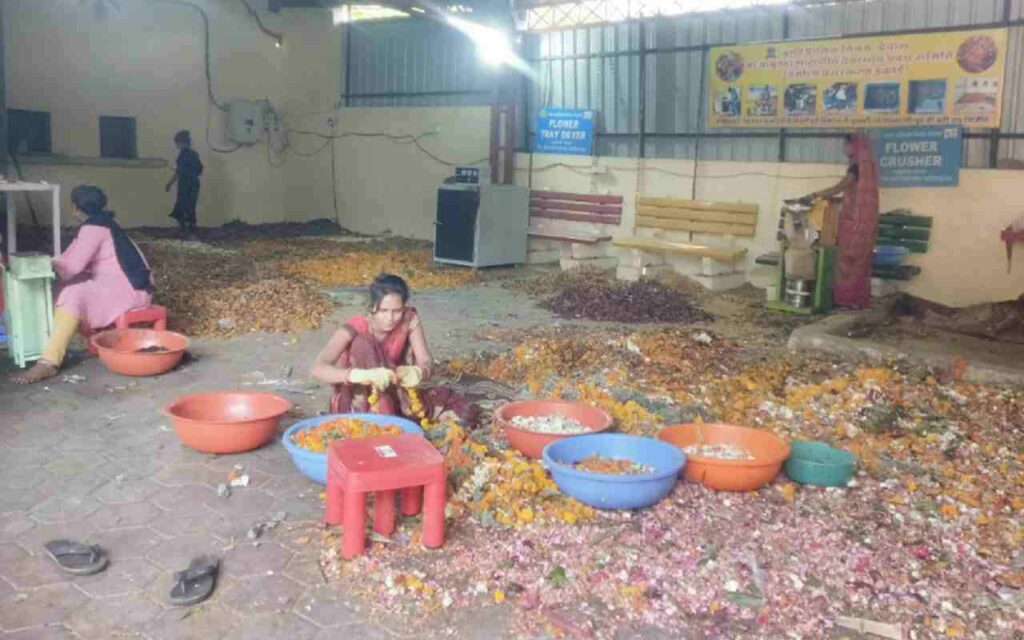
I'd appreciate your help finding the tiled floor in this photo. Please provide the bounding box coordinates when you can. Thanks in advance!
[1,286,559,639]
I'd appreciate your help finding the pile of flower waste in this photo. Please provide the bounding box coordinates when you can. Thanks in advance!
[319,329,1024,638]
[140,236,474,338]
[424,421,597,529]
[290,417,403,453]
[541,276,712,324]
[279,245,477,290]
[164,277,332,337]
[142,238,332,337]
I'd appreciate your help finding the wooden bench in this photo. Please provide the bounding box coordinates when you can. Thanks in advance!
[526,191,624,268]
[613,196,758,289]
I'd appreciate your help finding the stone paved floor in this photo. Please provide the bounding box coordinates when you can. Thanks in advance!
[0,285,559,639]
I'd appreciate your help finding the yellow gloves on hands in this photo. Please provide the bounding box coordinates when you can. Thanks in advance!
[348,368,395,391]
[395,365,424,388]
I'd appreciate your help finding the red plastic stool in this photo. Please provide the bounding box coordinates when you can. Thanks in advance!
[325,433,446,559]
[82,304,167,355]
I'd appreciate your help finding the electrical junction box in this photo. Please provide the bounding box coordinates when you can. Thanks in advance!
[226,100,270,144]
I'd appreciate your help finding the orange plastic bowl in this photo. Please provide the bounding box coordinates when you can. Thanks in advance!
[164,392,292,454]
[91,328,189,377]
[657,423,790,492]
[496,400,613,460]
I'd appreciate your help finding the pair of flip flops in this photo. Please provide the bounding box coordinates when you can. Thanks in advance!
[44,540,219,606]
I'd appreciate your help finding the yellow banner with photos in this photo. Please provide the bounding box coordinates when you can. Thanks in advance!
[707,28,1007,129]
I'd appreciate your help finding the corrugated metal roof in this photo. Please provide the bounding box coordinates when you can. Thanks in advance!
[345,19,498,106]
[343,1,1024,165]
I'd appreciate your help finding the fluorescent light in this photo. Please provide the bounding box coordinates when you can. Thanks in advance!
[447,15,516,67]
[333,4,409,24]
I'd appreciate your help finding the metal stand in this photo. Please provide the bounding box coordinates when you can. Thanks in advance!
[767,245,836,315]
[1,182,62,257]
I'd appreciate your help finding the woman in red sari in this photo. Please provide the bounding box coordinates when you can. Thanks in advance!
[311,274,475,426]
[811,133,880,309]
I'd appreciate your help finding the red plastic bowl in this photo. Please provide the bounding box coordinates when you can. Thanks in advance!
[495,400,613,460]
[91,328,189,377]
[164,392,292,454]
[657,423,790,492]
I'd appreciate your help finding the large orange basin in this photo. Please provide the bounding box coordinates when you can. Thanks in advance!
[92,329,189,377]
[657,423,790,492]
[164,391,292,454]
[495,400,613,460]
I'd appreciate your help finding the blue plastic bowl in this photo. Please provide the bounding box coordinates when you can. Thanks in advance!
[542,434,686,510]
[282,413,423,485]
[873,245,910,266]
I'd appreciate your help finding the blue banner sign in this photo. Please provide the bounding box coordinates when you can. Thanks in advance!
[534,108,595,156]
[874,126,962,188]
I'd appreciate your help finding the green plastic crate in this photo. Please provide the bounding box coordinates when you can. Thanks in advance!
[2,263,55,368]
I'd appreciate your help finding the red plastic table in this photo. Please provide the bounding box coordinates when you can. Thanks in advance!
[325,433,446,559]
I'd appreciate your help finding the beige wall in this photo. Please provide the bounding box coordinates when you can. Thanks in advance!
[4,0,319,228]
[882,171,1024,307]
[517,153,1024,308]
[3,0,492,241]
[295,107,491,239]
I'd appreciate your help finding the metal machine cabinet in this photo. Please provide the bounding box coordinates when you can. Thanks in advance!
[434,183,529,268]
[2,253,55,367]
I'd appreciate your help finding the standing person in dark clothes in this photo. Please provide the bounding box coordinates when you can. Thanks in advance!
[165,130,203,234]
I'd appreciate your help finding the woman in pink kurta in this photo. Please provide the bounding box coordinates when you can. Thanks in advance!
[53,226,152,330]
[12,185,153,384]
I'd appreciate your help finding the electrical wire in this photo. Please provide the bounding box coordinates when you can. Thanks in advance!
[157,0,226,112]
[265,135,287,168]
[285,134,331,157]
[205,102,244,154]
[156,0,478,169]
[237,0,283,45]
[158,0,244,154]
[286,127,489,167]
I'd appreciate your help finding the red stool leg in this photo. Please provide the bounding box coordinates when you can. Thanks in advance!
[341,490,367,559]
[372,490,396,536]
[152,305,168,330]
[421,481,446,549]
[400,487,422,516]
[82,328,99,356]
[324,469,345,526]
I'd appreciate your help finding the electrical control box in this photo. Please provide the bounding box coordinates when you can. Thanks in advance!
[226,100,270,144]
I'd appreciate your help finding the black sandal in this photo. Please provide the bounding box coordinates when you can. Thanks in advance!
[169,556,220,607]
[43,539,109,576]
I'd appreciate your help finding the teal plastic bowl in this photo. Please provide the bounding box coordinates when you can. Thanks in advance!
[784,441,856,487]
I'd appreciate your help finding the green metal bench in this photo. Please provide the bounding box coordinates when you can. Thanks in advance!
[874,209,931,281]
